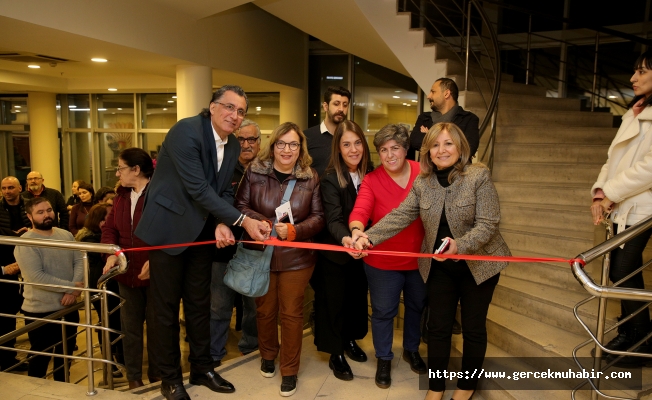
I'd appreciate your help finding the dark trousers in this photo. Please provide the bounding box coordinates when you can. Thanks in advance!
[610,225,652,331]
[149,242,215,384]
[0,280,22,370]
[22,309,79,382]
[119,283,158,381]
[313,254,368,355]
[426,261,499,392]
[90,279,122,361]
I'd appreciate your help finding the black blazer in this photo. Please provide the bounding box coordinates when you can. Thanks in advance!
[408,107,480,161]
[318,169,362,264]
[136,113,241,255]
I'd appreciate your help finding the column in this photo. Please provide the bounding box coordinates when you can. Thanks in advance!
[176,65,213,120]
[279,88,307,129]
[28,92,61,191]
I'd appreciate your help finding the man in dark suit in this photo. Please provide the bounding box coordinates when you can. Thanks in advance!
[408,78,479,161]
[135,85,270,400]
[304,86,351,176]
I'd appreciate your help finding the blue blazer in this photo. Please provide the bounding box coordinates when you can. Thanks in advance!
[135,113,241,255]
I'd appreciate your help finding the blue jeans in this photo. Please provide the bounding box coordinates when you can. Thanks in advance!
[364,262,427,360]
[210,261,258,360]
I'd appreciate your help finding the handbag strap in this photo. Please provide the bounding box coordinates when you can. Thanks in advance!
[270,179,296,239]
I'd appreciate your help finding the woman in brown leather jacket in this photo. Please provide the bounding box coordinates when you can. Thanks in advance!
[234,122,324,397]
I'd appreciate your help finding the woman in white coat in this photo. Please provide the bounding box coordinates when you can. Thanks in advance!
[591,49,652,365]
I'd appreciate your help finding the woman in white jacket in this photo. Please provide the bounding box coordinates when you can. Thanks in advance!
[591,49,652,365]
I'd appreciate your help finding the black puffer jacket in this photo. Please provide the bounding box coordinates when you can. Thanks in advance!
[0,198,31,231]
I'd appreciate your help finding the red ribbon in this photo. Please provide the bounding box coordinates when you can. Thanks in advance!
[115,238,586,267]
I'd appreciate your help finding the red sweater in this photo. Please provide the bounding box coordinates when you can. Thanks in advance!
[349,160,424,270]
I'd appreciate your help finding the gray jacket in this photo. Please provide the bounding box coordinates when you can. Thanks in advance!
[365,164,510,284]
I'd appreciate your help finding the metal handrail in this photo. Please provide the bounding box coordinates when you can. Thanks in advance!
[570,215,652,400]
[0,235,127,395]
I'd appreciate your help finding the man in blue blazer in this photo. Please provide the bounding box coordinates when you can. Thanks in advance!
[135,85,270,400]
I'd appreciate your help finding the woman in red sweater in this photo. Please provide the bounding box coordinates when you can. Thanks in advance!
[348,124,427,390]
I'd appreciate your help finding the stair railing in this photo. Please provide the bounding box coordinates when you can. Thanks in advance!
[570,215,652,400]
[0,235,127,394]
[399,0,501,168]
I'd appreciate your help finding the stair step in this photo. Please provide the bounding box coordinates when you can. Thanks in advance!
[495,182,592,207]
[494,143,609,164]
[501,250,590,293]
[492,162,601,184]
[494,275,620,336]
[500,202,592,232]
[463,91,581,111]
[450,73,549,96]
[496,126,616,144]
[500,223,593,257]
[497,109,614,127]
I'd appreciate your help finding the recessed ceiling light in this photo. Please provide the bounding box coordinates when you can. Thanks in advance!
[406,104,411,107]
[402,103,407,105]
[108,88,117,91]
[608,95,617,99]
[117,108,122,110]
[172,96,177,99]
[28,65,40,69]
[395,90,401,93]
[256,107,262,111]
[163,108,168,111]
[91,58,108,63]
[168,100,174,103]
[15,110,20,113]
[69,105,77,109]
[98,108,107,111]
[14,105,21,108]
[411,100,417,103]
[393,96,400,99]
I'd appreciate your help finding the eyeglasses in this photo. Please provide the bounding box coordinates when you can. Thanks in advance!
[237,136,260,145]
[115,165,131,173]
[275,141,300,151]
[215,102,247,118]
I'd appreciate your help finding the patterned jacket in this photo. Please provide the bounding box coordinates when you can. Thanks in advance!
[365,164,510,284]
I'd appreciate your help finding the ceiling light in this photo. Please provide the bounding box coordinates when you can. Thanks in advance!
[407,104,411,107]
[608,95,617,99]
[172,96,177,99]
[256,107,262,111]
[411,100,417,103]
[69,105,77,109]
[15,110,20,113]
[393,96,400,99]
[395,90,401,93]
[163,108,168,111]
[98,108,107,111]
[71,108,90,111]
[117,108,122,110]
[28,65,40,69]
[168,100,174,103]
[108,88,117,91]
[91,58,107,63]
[14,105,21,108]
[55,105,61,109]
[402,103,407,105]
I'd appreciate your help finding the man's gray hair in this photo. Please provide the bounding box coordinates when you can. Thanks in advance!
[238,119,261,137]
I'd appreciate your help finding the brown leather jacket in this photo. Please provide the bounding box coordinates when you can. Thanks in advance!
[234,159,325,272]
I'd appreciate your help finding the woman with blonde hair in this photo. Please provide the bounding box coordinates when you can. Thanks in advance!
[235,122,324,397]
[353,122,510,400]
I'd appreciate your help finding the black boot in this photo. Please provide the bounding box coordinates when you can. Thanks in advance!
[375,359,391,389]
[592,317,631,358]
[606,324,652,367]
[329,354,353,381]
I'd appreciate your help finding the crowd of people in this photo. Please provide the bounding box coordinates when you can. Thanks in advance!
[2,50,652,399]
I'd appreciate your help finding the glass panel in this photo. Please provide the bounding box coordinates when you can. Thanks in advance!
[68,132,93,185]
[352,57,418,164]
[100,131,134,188]
[11,134,30,186]
[141,93,177,129]
[308,54,349,127]
[96,94,135,129]
[245,92,279,146]
[142,132,165,163]
[68,94,91,129]
[0,97,29,125]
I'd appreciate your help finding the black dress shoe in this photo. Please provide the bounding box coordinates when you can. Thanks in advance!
[403,350,427,374]
[329,354,353,381]
[344,340,367,362]
[375,359,392,389]
[212,359,222,368]
[161,382,190,400]
[189,370,235,393]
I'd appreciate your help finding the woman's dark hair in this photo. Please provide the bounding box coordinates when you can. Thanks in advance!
[95,186,116,203]
[630,50,652,108]
[78,182,96,203]
[119,148,154,178]
[326,120,372,188]
[83,203,110,234]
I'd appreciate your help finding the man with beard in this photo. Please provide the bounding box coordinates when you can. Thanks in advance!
[14,197,83,381]
[0,176,31,371]
[408,78,479,161]
[210,119,261,367]
[304,86,351,176]
[21,171,69,231]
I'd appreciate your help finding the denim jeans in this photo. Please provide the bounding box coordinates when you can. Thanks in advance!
[210,261,258,360]
[364,262,427,360]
